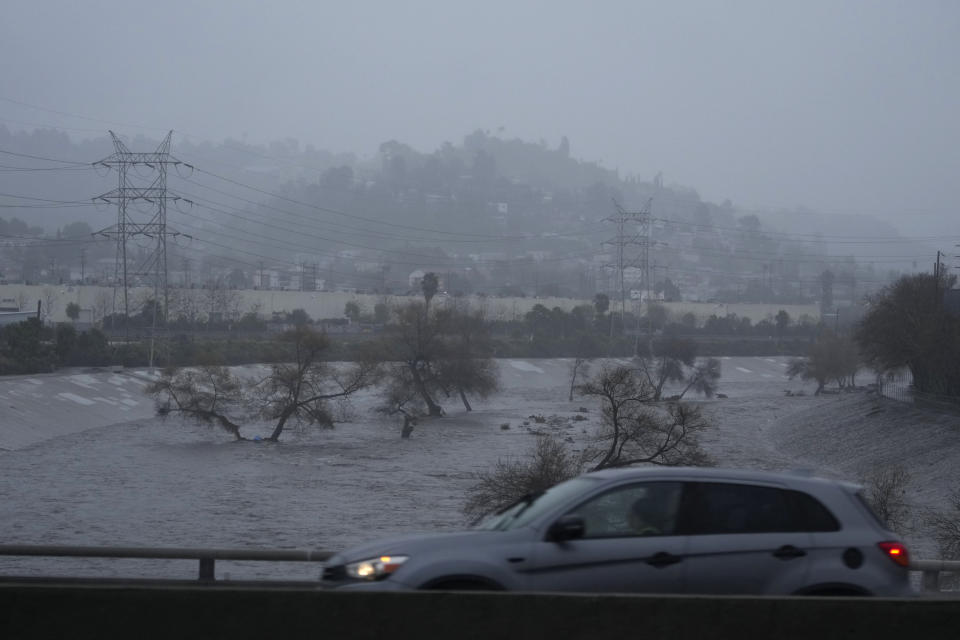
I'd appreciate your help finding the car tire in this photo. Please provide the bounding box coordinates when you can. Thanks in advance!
[801,587,870,597]
[422,578,503,591]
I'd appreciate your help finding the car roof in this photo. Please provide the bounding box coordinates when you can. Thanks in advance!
[583,466,858,493]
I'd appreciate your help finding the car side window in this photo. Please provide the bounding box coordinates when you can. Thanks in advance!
[678,482,796,535]
[566,482,683,539]
[788,490,841,532]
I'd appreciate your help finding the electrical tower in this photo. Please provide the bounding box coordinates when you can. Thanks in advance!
[602,198,652,343]
[95,131,189,362]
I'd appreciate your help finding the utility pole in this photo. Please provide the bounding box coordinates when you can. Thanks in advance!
[80,247,86,284]
[602,198,651,350]
[935,250,943,305]
[94,131,190,366]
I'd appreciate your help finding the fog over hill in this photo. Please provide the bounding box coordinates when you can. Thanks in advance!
[2,1,958,303]
[0,125,934,304]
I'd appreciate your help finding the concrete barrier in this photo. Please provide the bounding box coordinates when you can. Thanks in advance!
[0,370,156,450]
[0,582,956,640]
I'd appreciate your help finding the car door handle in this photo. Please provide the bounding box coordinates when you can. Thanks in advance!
[646,551,683,568]
[772,545,807,560]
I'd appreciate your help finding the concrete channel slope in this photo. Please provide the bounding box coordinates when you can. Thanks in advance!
[0,370,157,451]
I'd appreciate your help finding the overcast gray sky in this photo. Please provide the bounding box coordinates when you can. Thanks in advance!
[2,0,958,235]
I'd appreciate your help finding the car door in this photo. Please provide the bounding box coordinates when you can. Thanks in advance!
[523,481,687,593]
[678,481,813,595]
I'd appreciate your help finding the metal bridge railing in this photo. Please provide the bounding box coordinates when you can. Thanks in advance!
[0,544,334,582]
[0,544,956,592]
[912,559,960,592]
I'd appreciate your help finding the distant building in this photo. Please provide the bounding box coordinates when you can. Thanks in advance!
[0,311,35,326]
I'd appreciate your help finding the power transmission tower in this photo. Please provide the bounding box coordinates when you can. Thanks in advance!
[602,198,652,347]
[94,131,189,364]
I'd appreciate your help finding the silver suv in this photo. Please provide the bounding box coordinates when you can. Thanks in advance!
[321,467,912,596]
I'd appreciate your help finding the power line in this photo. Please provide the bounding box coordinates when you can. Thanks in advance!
[176,175,607,245]
[1,142,952,247]
[0,148,90,165]
[653,217,959,244]
[0,191,93,204]
[0,163,94,172]
[191,166,599,242]
[0,96,167,133]
[174,195,601,268]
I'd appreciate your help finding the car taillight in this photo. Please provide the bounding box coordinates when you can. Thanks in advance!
[877,542,910,568]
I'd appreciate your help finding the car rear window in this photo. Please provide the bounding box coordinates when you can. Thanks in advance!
[787,490,840,532]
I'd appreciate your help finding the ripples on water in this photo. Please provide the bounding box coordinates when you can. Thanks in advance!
[0,414,504,580]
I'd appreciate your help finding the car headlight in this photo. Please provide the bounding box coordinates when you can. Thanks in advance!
[345,555,409,581]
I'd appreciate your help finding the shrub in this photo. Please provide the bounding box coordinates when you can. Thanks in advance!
[462,435,587,524]
[861,465,911,533]
[927,489,960,560]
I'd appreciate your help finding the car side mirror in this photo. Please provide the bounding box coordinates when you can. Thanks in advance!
[548,515,585,542]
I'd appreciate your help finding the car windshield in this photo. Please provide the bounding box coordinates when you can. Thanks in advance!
[474,477,600,531]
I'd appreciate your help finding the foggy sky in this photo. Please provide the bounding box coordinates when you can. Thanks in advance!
[2,0,958,236]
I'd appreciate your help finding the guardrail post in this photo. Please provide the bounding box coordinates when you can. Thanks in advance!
[198,557,215,582]
[922,569,940,592]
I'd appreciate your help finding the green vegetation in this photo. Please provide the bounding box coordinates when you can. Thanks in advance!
[0,298,819,377]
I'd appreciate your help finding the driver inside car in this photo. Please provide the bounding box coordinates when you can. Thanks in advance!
[629,498,663,536]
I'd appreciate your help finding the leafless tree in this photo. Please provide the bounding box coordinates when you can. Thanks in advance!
[92,290,112,326]
[568,356,591,402]
[377,363,423,437]
[678,357,722,399]
[380,302,500,416]
[149,326,380,441]
[253,326,381,440]
[862,465,911,533]
[636,336,698,400]
[926,489,960,561]
[167,287,201,324]
[578,365,712,470]
[41,286,59,321]
[382,301,447,416]
[204,276,242,322]
[435,308,499,411]
[150,365,246,440]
